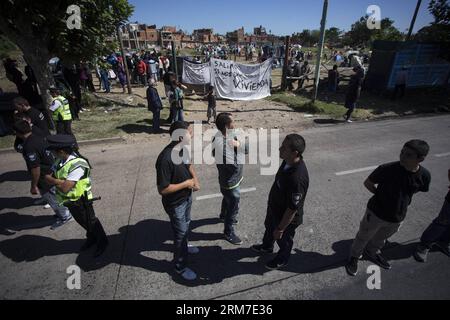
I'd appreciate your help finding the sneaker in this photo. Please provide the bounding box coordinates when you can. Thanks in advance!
[345,257,359,276]
[364,250,391,270]
[251,244,274,254]
[265,258,288,270]
[435,242,450,257]
[176,267,197,281]
[50,216,73,230]
[187,245,199,254]
[413,244,430,262]
[44,204,51,209]
[346,119,353,123]
[224,233,243,245]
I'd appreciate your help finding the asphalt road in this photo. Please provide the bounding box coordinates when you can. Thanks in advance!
[0,114,449,300]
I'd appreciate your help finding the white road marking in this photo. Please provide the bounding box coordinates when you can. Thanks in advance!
[435,152,450,158]
[335,166,378,176]
[196,187,257,201]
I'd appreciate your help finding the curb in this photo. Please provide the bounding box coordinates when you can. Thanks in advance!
[0,136,125,155]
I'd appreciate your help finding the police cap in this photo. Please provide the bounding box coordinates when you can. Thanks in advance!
[46,134,78,150]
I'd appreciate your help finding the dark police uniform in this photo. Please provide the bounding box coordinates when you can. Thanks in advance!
[261,160,309,263]
[14,124,45,154]
[24,107,50,136]
[20,132,71,222]
[22,132,55,194]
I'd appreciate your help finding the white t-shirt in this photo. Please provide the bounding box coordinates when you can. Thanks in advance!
[49,99,62,112]
[62,154,85,182]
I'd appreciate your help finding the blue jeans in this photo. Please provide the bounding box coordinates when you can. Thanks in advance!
[420,199,450,248]
[164,196,192,271]
[100,71,110,93]
[220,186,240,235]
[262,207,298,263]
[171,107,184,123]
[152,109,160,131]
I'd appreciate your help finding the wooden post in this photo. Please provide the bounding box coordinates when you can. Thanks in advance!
[117,25,132,94]
[312,0,328,102]
[281,35,290,91]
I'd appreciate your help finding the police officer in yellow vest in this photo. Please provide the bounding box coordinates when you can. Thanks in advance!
[44,134,108,257]
[49,87,73,135]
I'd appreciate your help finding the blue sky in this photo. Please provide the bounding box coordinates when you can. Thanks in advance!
[128,0,434,35]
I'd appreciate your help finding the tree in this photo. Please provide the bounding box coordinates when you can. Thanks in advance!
[415,0,450,43]
[0,0,133,106]
[343,16,403,48]
[325,27,342,45]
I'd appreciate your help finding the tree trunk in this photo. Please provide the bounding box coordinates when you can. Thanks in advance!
[0,18,55,128]
[15,38,55,129]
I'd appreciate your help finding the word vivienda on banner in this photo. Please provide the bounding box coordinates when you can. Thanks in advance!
[181,58,273,101]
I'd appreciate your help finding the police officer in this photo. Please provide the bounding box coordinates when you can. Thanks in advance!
[12,120,73,229]
[252,134,309,270]
[49,88,73,135]
[13,96,50,136]
[44,134,108,257]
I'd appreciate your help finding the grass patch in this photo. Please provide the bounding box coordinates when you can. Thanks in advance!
[267,85,449,120]
[267,93,369,119]
[0,95,172,149]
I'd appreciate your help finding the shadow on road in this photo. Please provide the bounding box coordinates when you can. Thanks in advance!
[0,212,55,233]
[0,170,30,183]
[0,197,39,210]
[0,216,430,289]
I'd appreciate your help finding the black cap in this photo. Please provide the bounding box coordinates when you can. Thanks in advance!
[46,134,78,150]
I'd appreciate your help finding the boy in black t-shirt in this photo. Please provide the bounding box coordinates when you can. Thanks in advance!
[346,140,431,276]
[156,121,200,281]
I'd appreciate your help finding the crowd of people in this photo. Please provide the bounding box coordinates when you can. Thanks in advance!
[155,117,449,281]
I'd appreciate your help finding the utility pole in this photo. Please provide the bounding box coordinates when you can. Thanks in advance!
[281,35,290,91]
[406,0,422,41]
[117,25,132,94]
[312,0,328,102]
[171,40,178,80]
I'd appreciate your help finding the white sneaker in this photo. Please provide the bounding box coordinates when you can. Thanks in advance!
[50,216,73,230]
[177,267,197,281]
[346,119,353,123]
[44,204,51,209]
[188,245,199,254]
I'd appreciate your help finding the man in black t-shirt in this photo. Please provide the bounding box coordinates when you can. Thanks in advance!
[252,134,309,270]
[156,121,200,281]
[12,120,72,229]
[346,140,431,276]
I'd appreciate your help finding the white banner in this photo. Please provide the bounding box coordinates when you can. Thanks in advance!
[182,60,211,85]
[210,58,272,101]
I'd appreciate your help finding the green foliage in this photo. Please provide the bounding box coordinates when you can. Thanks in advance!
[0,0,134,63]
[342,16,403,48]
[415,0,450,43]
[325,27,342,45]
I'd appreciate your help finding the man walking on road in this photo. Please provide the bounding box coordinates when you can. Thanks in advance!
[156,121,201,281]
[252,134,309,270]
[345,140,431,276]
